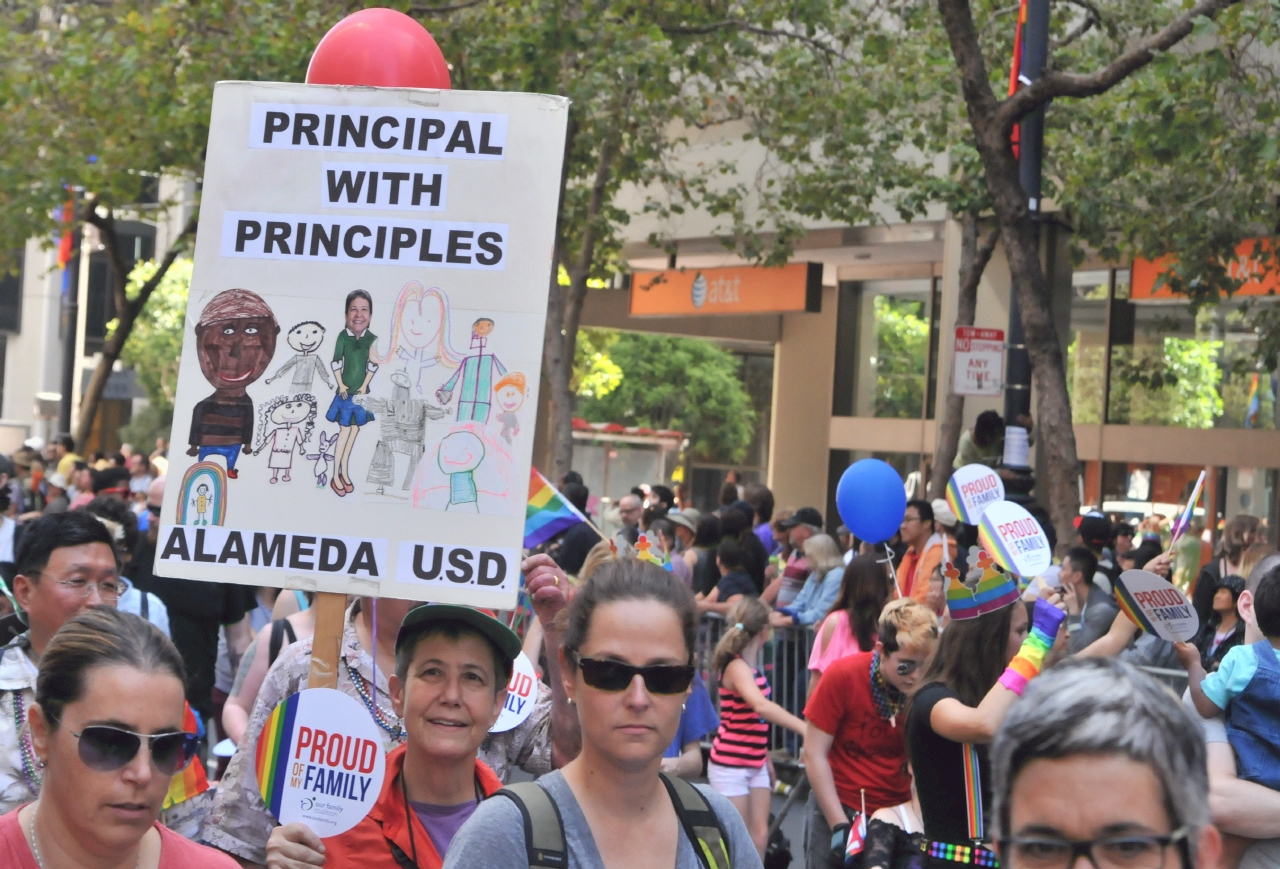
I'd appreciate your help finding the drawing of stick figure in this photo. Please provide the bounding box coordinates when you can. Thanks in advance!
[266,321,333,392]
[190,483,211,525]
[435,318,506,424]
[493,372,526,445]
[438,430,485,512]
[252,394,316,484]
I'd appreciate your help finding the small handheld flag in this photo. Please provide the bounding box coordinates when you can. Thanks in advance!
[525,468,590,549]
[1169,471,1206,546]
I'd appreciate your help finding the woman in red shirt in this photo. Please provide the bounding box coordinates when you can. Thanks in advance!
[803,599,940,868]
[0,607,238,868]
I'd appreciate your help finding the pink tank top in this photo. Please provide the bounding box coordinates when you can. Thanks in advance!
[808,610,874,674]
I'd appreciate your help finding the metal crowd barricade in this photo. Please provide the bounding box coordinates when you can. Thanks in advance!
[695,614,815,759]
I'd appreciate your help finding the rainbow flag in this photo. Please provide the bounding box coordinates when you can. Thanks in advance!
[162,702,209,809]
[1245,373,1261,428]
[525,468,588,548]
[1169,471,1206,546]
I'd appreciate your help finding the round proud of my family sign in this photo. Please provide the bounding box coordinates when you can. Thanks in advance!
[256,688,386,836]
[946,464,1005,525]
[978,500,1052,578]
[1114,569,1200,642]
[490,651,538,733]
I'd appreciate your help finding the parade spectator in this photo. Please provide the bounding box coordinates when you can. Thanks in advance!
[128,453,154,498]
[766,507,822,607]
[720,504,769,595]
[906,554,1066,864]
[808,554,894,690]
[804,599,939,869]
[79,496,170,638]
[90,465,132,502]
[614,492,643,549]
[444,559,762,869]
[52,435,79,479]
[67,463,95,510]
[770,534,845,628]
[744,483,777,556]
[648,517,693,586]
[897,500,948,603]
[662,672,718,781]
[696,538,757,615]
[1114,520,1136,559]
[200,556,579,866]
[993,657,1221,869]
[40,473,68,516]
[0,512,120,814]
[689,512,722,596]
[1077,511,1120,593]
[220,598,316,745]
[550,482,598,576]
[0,608,237,867]
[953,410,1004,470]
[1193,514,1261,624]
[708,597,806,858]
[1061,545,1118,654]
[263,606,520,869]
[1181,565,1280,791]
[1191,573,1247,672]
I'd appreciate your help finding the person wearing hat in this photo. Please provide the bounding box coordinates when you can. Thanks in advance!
[765,506,824,607]
[1076,511,1120,595]
[39,472,69,516]
[264,605,519,869]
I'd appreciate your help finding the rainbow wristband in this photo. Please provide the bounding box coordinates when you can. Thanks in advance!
[998,626,1054,696]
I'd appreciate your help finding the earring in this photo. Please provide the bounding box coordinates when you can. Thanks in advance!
[567,697,574,705]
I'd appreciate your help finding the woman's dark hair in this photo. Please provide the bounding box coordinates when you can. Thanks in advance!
[561,482,589,513]
[1218,514,1261,564]
[37,607,185,729]
[693,514,722,548]
[973,410,1005,447]
[916,603,1015,708]
[826,555,891,653]
[1121,541,1162,572]
[16,511,117,578]
[718,481,738,507]
[719,507,751,538]
[716,537,745,571]
[650,485,676,511]
[559,559,698,667]
[345,288,373,316]
[743,483,774,524]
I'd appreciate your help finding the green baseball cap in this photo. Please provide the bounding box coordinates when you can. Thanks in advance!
[395,604,522,670]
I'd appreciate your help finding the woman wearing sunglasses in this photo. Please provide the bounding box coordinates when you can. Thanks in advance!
[0,607,238,868]
[443,558,763,869]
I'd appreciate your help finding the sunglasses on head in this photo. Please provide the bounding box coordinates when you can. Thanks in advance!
[577,657,695,695]
[71,726,199,776]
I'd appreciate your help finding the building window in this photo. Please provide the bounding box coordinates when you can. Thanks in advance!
[832,279,937,419]
[85,222,155,355]
[0,254,21,334]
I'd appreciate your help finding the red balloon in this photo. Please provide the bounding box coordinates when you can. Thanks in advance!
[306,8,451,90]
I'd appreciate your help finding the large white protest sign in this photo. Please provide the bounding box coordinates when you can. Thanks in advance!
[945,464,1005,525]
[490,652,539,733]
[156,82,569,607]
[978,500,1052,578]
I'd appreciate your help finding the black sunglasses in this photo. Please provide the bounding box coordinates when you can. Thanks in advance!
[146,504,162,517]
[577,657,695,695]
[71,726,199,775]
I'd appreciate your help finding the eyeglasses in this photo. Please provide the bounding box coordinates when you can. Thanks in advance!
[577,657,695,695]
[1000,827,1187,869]
[52,577,125,600]
[147,504,162,517]
[71,726,199,776]
[895,659,921,677]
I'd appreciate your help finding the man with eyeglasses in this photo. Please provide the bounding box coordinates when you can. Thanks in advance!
[803,599,940,868]
[992,657,1222,869]
[0,511,122,814]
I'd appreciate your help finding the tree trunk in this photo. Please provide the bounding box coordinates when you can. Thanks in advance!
[74,204,198,450]
[541,122,620,486]
[928,212,999,500]
[936,0,1081,549]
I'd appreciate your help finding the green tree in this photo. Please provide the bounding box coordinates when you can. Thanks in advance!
[1110,339,1225,428]
[572,328,624,401]
[706,0,1267,547]
[119,258,192,412]
[576,332,756,462]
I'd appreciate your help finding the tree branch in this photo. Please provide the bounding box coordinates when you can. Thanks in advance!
[408,0,485,14]
[660,19,843,59]
[935,0,1002,129]
[998,0,1243,132]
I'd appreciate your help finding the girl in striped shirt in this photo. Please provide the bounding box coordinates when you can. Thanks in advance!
[708,597,807,858]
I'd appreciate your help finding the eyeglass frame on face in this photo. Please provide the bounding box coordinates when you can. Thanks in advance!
[900,512,922,527]
[572,654,696,695]
[68,724,199,776]
[26,570,125,601]
[998,826,1188,869]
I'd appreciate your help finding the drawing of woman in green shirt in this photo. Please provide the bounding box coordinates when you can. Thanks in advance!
[326,289,378,496]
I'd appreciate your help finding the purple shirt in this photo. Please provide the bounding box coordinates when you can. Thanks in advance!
[410,799,479,857]
[754,521,777,556]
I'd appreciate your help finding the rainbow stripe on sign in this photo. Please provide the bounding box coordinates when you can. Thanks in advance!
[977,520,1018,577]
[255,692,299,821]
[1113,580,1158,635]
[944,480,968,525]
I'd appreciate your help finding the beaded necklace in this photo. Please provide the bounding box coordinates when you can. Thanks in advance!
[13,691,42,793]
[869,651,904,725]
[343,656,404,741]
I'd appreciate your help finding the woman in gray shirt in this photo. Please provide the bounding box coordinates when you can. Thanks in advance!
[444,559,762,869]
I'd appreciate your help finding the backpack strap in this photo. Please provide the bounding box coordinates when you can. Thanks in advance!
[495,782,568,869]
[660,772,732,869]
[268,619,296,668]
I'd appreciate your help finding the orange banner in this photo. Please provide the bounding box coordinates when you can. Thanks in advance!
[1132,238,1278,300]
[629,263,822,316]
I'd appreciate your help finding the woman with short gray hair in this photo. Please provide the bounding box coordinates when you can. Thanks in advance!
[992,657,1221,869]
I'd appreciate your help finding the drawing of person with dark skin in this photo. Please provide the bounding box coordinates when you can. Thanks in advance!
[187,288,279,479]
[327,289,378,497]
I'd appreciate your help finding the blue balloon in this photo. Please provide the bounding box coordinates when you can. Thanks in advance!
[836,459,907,544]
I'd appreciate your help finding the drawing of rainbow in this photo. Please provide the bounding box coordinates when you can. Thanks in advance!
[176,462,228,525]
[1113,580,1158,635]
[255,693,300,821]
